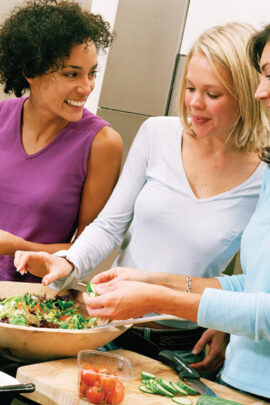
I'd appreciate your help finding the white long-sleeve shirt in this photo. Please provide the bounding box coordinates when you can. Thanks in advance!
[55,117,265,290]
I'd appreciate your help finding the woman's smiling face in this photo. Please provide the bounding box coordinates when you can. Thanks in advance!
[185,52,238,142]
[27,42,98,122]
[254,41,270,109]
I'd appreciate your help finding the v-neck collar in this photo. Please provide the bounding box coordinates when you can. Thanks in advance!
[18,97,72,159]
[179,130,264,203]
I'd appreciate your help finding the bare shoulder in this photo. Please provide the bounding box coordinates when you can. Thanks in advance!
[91,125,123,155]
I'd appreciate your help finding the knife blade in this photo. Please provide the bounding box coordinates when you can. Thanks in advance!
[0,371,35,394]
[158,350,219,398]
[0,383,35,393]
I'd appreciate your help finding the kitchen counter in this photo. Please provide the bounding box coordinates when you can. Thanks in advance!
[15,349,269,405]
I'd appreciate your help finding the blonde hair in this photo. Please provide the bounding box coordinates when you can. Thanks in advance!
[179,22,270,152]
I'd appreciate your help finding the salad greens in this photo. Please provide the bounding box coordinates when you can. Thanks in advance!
[86,282,98,297]
[0,292,98,329]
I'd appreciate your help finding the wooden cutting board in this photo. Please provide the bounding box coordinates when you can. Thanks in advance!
[16,350,268,405]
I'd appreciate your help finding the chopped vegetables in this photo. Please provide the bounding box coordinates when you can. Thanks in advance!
[0,292,98,330]
[86,282,98,297]
[172,398,193,405]
[140,371,157,380]
[138,370,194,404]
[176,380,198,395]
[139,385,154,394]
[196,396,243,405]
[138,371,244,405]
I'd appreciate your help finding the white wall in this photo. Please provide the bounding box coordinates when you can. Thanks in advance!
[88,0,270,112]
[0,0,24,22]
[181,0,270,55]
[85,0,119,113]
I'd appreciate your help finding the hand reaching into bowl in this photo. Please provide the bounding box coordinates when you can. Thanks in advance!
[83,280,165,320]
[14,250,74,286]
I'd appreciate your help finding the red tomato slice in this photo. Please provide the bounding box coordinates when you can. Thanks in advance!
[86,386,105,404]
[60,315,70,321]
[81,366,99,387]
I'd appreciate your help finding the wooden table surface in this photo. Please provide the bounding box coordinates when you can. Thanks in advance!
[16,349,268,405]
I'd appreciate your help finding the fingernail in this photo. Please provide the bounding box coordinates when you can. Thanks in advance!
[192,348,199,355]
[16,266,22,272]
[43,279,48,286]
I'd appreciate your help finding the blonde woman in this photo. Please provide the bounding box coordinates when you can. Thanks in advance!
[79,25,270,401]
[15,23,270,376]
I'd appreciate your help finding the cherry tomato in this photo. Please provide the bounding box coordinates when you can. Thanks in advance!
[81,366,99,387]
[97,367,112,375]
[105,380,125,405]
[100,371,117,392]
[79,379,88,396]
[86,385,105,404]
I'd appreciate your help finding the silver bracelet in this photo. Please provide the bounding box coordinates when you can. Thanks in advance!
[185,274,192,293]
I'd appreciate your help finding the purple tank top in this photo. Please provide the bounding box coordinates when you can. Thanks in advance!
[0,97,110,282]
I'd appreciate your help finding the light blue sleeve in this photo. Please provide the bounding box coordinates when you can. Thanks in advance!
[198,288,270,342]
[217,274,246,291]
[255,166,268,209]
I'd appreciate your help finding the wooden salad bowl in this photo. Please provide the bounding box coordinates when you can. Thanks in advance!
[0,282,131,362]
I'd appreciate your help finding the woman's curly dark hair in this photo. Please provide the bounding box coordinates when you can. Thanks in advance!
[0,0,113,96]
[248,25,270,165]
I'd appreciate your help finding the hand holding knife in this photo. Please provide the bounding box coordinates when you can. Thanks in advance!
[158,350,219,398]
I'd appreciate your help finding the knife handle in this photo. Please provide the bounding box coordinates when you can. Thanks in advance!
[0,383,35,393]
[158,350,200,380]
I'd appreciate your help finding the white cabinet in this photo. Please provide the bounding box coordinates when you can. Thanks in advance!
[181,0,270,55]
[99,0,190,116]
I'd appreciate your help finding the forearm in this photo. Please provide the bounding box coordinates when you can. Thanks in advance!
[83,281,202,321]
[8,236,72,257]
[148,272,222,293]
[150,285,201,322]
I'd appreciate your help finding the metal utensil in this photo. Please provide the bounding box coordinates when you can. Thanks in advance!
[158,350,219,397]
[0,371,35,393]
[0,383,35,393]
[92,314,181,330]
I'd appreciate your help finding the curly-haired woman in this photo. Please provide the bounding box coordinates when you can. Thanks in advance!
[0,0,122,282]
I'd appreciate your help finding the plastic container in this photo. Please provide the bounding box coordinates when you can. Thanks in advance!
[78,350,133,404]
